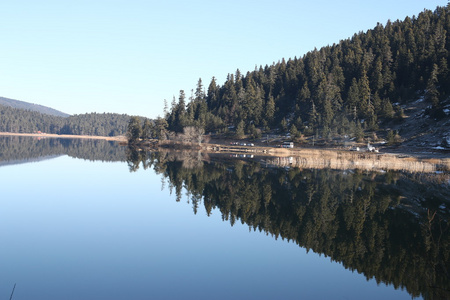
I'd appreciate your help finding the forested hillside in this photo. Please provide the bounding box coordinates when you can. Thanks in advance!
[0,96,69,117]
[0,104,131,136]
[162,5,450,146]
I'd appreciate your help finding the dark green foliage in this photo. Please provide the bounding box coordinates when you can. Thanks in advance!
[387,130,396,145]
[63,113,131,136]
[426,63,441,108]
[142,119,153,140]
[164,5,450,139]
[127,151,450,300]
[154,117,169,140]
[125,115,162,143]
[235,120,245,139]
[0,104,130,136]
[127,116,142,144]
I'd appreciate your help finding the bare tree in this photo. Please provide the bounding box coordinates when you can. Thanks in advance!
[180,126,205,145]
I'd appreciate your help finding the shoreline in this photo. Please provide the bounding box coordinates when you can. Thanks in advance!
[155,141,450,173]
[2,132,449,172]
[208,144,450,172]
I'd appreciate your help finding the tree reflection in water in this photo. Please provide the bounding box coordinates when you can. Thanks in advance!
[127,148,450,300]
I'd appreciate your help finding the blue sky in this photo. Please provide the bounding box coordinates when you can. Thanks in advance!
[0,0,446,119]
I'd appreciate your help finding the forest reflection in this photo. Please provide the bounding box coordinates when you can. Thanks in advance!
[1,136,448,299]
[127,148,449,300]
[0,135,126,166]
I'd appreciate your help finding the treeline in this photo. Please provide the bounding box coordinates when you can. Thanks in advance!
[163,6,450,139]
[126,115,208,146]
[126,150,450,300]
[126,116,168,144]
[0,104,130,136]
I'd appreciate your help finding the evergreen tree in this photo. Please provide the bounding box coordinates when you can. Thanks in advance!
[127,116,142,144]
[359,69,372,118]
[235,120,245,139]
[206,77,219,111]
[381,98,394,119]
[142,119,153,140]
[290,124,299,139]
[195,78,205,101]
[157,5,450,139]
[172,90,187,132]
[425,64,440,109]
[155,116,169,140]
[347,78,360,120]
[264,95,276,126]
[308,101,319,134]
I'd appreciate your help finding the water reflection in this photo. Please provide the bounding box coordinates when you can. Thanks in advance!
[127,148,450,300]
[1,136,449,299]
[0,136,126,166]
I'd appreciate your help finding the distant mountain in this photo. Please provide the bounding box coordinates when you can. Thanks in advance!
[0,96,70,117]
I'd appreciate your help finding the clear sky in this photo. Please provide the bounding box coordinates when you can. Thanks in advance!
[0,0,447,119]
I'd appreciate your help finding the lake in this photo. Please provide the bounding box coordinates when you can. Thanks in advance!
[0,136,448,300]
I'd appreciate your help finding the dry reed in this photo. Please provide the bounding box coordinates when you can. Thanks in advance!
[265,149,450,173]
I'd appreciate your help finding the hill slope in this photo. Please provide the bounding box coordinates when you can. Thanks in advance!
[161,5,450,151]
[0,96,69,117]
[0,104,131,136]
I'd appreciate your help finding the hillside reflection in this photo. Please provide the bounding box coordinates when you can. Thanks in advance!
[0,135,126,166]
[127,149,450,300]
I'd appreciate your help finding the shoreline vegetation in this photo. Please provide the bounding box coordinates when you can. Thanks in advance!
[182,142,450,173]
[138,138,450,173]
[2,132,449,173]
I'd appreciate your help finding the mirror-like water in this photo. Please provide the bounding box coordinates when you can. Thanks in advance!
[0,136,448,300]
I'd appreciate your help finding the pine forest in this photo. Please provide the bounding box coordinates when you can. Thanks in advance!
[158,6,450,144]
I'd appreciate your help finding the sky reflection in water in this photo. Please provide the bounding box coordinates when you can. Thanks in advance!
[0,156,418,300]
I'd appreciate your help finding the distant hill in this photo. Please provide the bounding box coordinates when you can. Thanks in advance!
[0,103,132,136]
[0,96,70,117]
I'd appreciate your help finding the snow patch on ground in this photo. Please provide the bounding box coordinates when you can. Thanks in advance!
[415,96,425,103]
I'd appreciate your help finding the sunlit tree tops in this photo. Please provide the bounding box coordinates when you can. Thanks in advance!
[164,5,450,138]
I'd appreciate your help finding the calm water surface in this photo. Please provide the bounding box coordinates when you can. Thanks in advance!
[0,137,448,300]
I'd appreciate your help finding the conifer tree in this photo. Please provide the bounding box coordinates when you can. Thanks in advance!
[173,90,187,132]
[206,77,219,111]
[264,95,276,127]
[426,64,440,109]
[127,116,142,144]
[155,116,168,140]
[142,119,153,140]
[347,78,360,119]
[235,120,245,139]
[195,78,205,101]
[308,101,319,131]
[359,69,372,117]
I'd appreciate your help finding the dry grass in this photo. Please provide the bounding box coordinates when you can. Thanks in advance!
[266,149,450,173]
[205,143,449,173]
